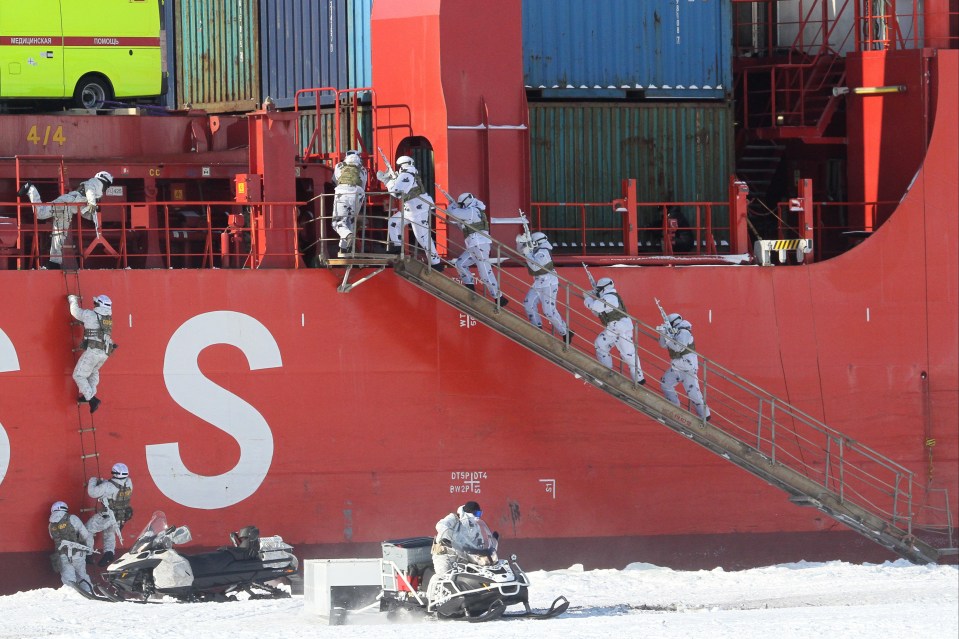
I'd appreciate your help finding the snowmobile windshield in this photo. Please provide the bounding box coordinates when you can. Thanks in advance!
[449,515,498,564]
[130,511,167,552]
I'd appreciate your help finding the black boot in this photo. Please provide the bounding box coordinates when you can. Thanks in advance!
[97,550,115,567]
[77,395,88,403]
[464,283,476,291]
[564,330,575,345]
[496,296,509,308]
[42,260,61,270]
[430,262,445,272]
[89,397,101,413]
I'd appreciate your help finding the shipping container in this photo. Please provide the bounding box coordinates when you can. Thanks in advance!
[346,0,373,89]
[523,0,732,99]
[528,101,733,248]
[174,0,260,113]
[259,0,350,109]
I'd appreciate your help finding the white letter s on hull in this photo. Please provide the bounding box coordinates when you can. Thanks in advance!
[0,329,20,487]
[148,311,281,509]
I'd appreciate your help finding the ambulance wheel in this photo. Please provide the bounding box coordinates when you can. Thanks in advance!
[73,75,112,110]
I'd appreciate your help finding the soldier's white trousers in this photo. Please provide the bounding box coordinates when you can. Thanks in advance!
[594,317,642,383]
[523,273,568,335]
[388,198,440,264]
[86,512,120,554]
[74,348,109,400]
[454,238,500,297]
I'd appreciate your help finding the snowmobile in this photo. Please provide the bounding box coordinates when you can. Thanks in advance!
[377,516,568,622]
[97,511,298,602]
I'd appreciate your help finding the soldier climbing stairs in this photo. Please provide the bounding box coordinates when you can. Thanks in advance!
[386,229,947,564]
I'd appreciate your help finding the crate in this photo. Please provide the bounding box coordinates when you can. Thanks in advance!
[381,537,433,571]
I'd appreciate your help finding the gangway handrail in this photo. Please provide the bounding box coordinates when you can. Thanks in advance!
[379,200,944,563]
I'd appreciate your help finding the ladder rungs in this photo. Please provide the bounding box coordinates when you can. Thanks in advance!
[77,427,96,434]
[80,453,99,460]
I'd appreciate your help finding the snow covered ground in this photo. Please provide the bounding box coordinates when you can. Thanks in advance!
[1,560,955,639]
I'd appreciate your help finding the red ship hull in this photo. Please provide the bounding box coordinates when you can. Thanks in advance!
[2,83,956,585]
[0,6,956,594]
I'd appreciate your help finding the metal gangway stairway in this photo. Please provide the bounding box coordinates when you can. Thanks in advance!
[359,203,951,565]
[318,191,952,564]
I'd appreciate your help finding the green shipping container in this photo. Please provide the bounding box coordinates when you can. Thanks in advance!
[528,101,734,247]
[175,0,260,113]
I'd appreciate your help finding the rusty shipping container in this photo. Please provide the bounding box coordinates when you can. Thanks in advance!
[528,101,734,247]
[523,0,733,99]
[173,0,260,113]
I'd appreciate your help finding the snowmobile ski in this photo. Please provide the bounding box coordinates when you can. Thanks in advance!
[69,581,115,602]
[502,595,570,619]
[466,599,507,623]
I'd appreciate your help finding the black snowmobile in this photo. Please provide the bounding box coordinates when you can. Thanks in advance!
[378,516,568,622]
[97,511,297,602]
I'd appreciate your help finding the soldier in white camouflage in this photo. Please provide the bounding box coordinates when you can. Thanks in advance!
[48,501,94,593]
[18,171,113,270]
[657,312,710,420]
[86,462,134,567]
[583,277,644,384]
[68,293,116,414]
[518,231,572,344]
[377,156,443,270]
[447,193,507,307]
[332,150,368,256]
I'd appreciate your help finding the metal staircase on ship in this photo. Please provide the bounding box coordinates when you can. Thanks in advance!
[330,204,953,564]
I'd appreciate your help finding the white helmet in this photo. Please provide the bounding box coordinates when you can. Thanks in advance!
[51,501,68,514]
[396,155,414,170]
[457,192,475,207]
[667,312,683,328]
[95,171,113,185]
[112,462,129,479]
[531,231,551,250]
[596,277,614,292]
[93,294,112,315]
[344,151,362,166]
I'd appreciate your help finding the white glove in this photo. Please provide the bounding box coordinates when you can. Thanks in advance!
[68,294,79,303]
[375,170,394,183]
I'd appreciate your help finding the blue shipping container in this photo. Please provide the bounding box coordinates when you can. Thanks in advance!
[258,0,350,109]
[523,0,732,99]
[346,0,372,89]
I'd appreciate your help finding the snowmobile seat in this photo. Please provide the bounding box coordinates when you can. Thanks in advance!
[186,550,248,578]
[229,525,261,559]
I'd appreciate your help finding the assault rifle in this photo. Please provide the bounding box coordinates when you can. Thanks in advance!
[582,263,597,289]
[435,183,455,206]
[654,297,677,335]
[58,539,95,558]
[375,147,396,183]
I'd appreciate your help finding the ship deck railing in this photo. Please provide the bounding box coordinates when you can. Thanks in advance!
[1,187,896,270]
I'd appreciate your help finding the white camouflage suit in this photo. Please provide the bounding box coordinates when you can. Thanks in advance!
[447,197,502,300]
[26,176,107,267]
[521,235,570,339]
[69,295,113,401]
[658,318,710,419]
[431,511,460,577]
[48,509,94,591]
[332,153,368,253]
[86,475,133,555]
[382,166,441,266]
[583,281,644,383]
